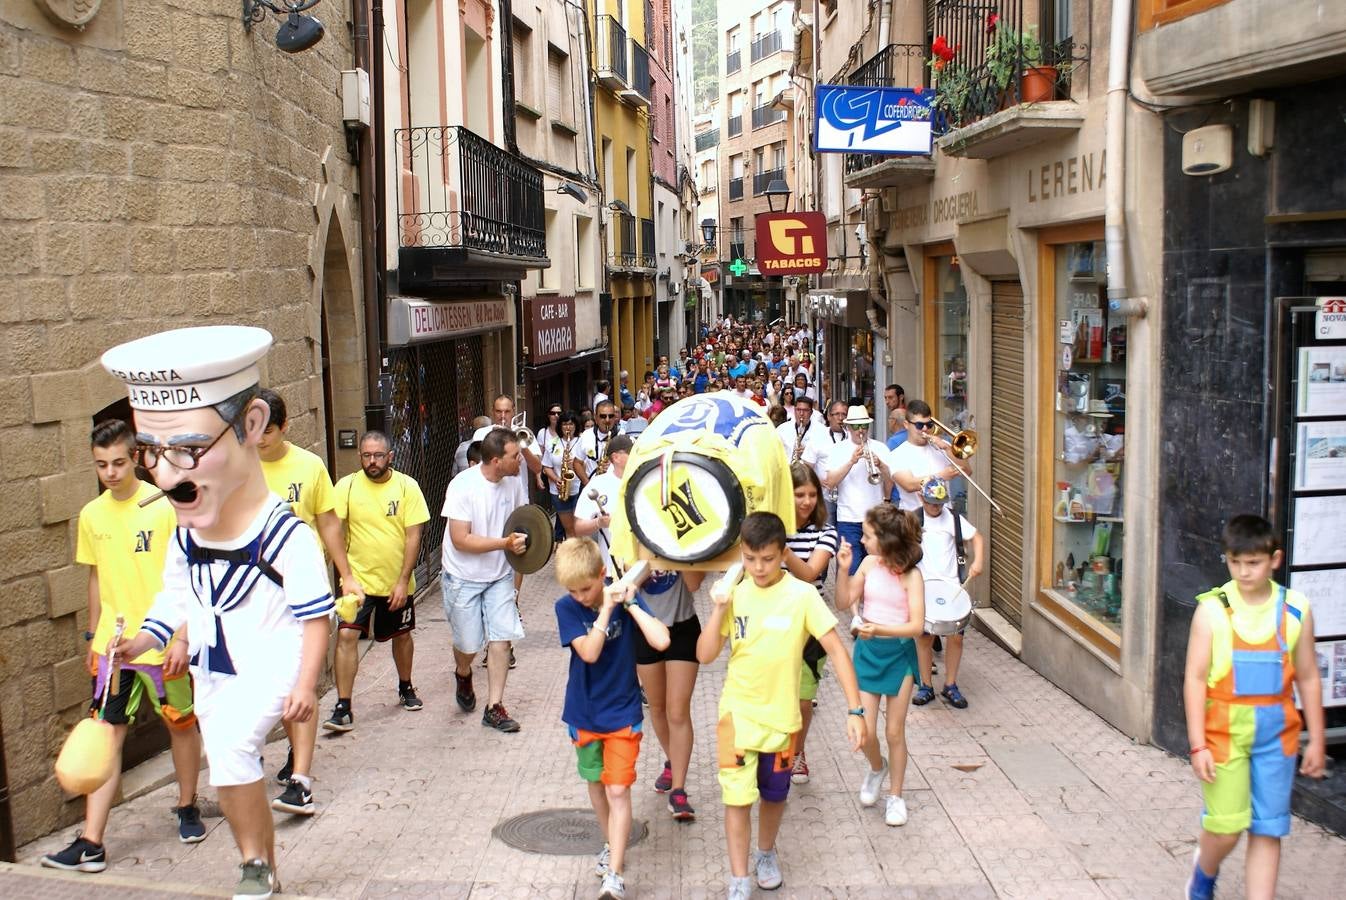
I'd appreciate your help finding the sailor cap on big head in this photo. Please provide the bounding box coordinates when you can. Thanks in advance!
[101,326,273,411]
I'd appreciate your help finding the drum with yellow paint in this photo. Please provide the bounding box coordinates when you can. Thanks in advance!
[610,392,794,571]
[55,716,118,796]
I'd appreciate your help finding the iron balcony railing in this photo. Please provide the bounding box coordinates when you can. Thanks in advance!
[844,43,930,175]
[726,49,742,74]
[612,211,638,268]
[596,14,628,84]
[394,125,545,258]
[695,128,720,151]
[751,103,786,130]
[753,168,784,195]
[930,0,1082,130]
[728,177,744,200]
[640,217,656,268]
[630,40,652,100]
[750,30,782,63]
[727,113,743,137]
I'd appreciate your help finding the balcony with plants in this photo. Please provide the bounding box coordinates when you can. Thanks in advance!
[929,0,1088,159]
[842,43,938,190]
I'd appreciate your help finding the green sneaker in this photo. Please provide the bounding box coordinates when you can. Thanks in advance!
[233,858,275,899]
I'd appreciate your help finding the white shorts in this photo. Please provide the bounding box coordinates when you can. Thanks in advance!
[193,671,292,787]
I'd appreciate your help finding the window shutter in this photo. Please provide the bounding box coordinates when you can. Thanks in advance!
[547,49,565,117]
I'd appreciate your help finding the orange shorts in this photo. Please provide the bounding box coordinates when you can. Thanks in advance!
[569,724,643,786]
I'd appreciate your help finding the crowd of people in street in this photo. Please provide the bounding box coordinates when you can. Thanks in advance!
[40,319,1327,900]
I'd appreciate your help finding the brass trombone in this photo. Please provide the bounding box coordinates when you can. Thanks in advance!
[927,416,1001,515]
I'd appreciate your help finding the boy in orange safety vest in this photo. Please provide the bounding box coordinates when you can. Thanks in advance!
[1182,514,1326,900]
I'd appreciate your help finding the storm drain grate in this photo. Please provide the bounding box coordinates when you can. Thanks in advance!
[492,808,648,855]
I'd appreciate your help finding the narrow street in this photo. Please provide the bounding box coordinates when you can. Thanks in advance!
[16,563,1346,899]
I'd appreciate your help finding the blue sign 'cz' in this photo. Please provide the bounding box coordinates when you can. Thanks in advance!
[814,84,933,156]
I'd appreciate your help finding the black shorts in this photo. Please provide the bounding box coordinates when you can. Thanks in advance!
[634,615,701,665]
[339,594,415,642]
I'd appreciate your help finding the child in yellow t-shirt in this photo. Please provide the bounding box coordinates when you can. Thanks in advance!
[696,512,866,899]
[42,420,203,874]
[1182,515,1325,900]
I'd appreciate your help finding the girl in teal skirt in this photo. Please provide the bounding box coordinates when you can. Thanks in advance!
[837,503,926,827]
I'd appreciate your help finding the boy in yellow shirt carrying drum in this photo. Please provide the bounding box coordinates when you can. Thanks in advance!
[1182,514,1326,900]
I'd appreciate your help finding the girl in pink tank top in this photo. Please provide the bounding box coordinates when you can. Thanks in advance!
[836,503,926,828]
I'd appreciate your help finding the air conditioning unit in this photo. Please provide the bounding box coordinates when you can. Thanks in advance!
[669,281,681,294]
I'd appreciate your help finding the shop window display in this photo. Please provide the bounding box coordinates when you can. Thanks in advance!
[933,256,971,514]
[1049,241,1125,628]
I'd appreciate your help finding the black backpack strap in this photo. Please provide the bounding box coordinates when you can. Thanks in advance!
[952,511,967,583]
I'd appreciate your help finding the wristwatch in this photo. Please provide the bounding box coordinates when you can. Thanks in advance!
[622,597,637,609]
[847,706,866,717]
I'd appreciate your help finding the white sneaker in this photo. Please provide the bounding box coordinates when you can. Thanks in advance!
[598,869,626,899]
[594,842,610,878]
[727,875,754,900]
[754,848,783,890]
[859,761,887,807]
[884,794,909,826]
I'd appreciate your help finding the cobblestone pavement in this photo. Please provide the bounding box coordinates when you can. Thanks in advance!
[17,561,1346,899]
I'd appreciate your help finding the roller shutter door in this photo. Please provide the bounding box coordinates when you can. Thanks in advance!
[989,281,1026,627]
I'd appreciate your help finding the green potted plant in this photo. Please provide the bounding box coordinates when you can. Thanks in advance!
[985,19,1057,104]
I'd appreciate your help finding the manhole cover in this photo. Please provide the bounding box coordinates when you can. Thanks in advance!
[492,808,648,855]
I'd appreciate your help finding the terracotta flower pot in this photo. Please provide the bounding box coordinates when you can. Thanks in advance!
[1021,65,1058,103]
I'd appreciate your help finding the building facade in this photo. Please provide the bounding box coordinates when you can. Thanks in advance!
[810,0,1167,744]
[588,0,656,389]
[1134,0,1346,832]
[715,0,794,324]
[693,107,722,327]
[511,1,608,420]
[379,0,549,575]
[0,2,366,845]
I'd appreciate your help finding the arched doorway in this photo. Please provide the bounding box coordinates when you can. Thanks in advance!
[319,214,365,480]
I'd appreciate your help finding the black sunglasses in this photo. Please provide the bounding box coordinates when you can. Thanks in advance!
[909,420,933,430]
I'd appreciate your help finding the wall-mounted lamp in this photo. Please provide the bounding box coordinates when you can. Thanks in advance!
[555,181,588,203]
[700,218,717,247]
[243,0,325,53]
[608,199,633,216]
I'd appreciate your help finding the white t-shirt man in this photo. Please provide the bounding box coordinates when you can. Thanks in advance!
[776,419,822,465]
[890,440,949,510]
[917,505,977,584]
[474,424,533,499]
[578,425,620,477]
[808,426,848,491]
[574,470,621,576]
[440,464,527,583]
[825,438,893,522]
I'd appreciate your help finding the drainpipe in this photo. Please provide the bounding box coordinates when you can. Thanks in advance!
[1104,0,1146,317]
[354,0,382,399]
[876,0,892,51]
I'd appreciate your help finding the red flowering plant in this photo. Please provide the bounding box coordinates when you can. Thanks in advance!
[927,35,970,120]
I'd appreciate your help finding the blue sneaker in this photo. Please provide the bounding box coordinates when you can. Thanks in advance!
[911,684,936,706]
[941,683,969,709]
[175,800,206,843]
[1185,850,1217,900]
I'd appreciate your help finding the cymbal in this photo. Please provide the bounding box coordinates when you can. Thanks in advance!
[502,503,555,574]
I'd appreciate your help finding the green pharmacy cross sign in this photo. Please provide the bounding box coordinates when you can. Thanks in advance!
[729,258,748,277]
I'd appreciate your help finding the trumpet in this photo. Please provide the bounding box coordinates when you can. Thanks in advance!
[863,443,882,485]
[927,416,1001,514]
[510,412,537,449]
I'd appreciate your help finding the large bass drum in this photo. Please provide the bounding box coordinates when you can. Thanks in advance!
[610,392,794,570]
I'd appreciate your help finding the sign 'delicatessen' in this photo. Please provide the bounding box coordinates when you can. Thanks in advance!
[525,296,577,364]
[388,297,509,346]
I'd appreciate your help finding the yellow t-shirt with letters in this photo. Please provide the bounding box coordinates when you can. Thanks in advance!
[333,470,431,595]
[718,572,838,735]
[261,442,336,535]
[75,480,177,665]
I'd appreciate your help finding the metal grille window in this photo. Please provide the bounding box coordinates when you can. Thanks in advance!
[383,336,484,587]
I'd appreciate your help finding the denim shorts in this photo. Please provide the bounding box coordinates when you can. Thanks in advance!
[441,573,524,654]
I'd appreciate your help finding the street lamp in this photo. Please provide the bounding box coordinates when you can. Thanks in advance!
[701,218,717,251]
[764,179,792,213]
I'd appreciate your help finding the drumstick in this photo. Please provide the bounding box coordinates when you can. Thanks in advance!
[98,616,125,721]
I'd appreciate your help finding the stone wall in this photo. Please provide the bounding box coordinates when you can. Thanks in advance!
[0,0,365,843]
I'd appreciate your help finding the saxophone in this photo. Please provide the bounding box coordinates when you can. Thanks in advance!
[595,434,613,476]
[558,439,576,502]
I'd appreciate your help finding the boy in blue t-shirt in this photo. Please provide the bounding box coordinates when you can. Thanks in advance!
[554,538,671,900]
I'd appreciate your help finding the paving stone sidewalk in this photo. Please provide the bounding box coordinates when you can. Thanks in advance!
[17,561,1346,899]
